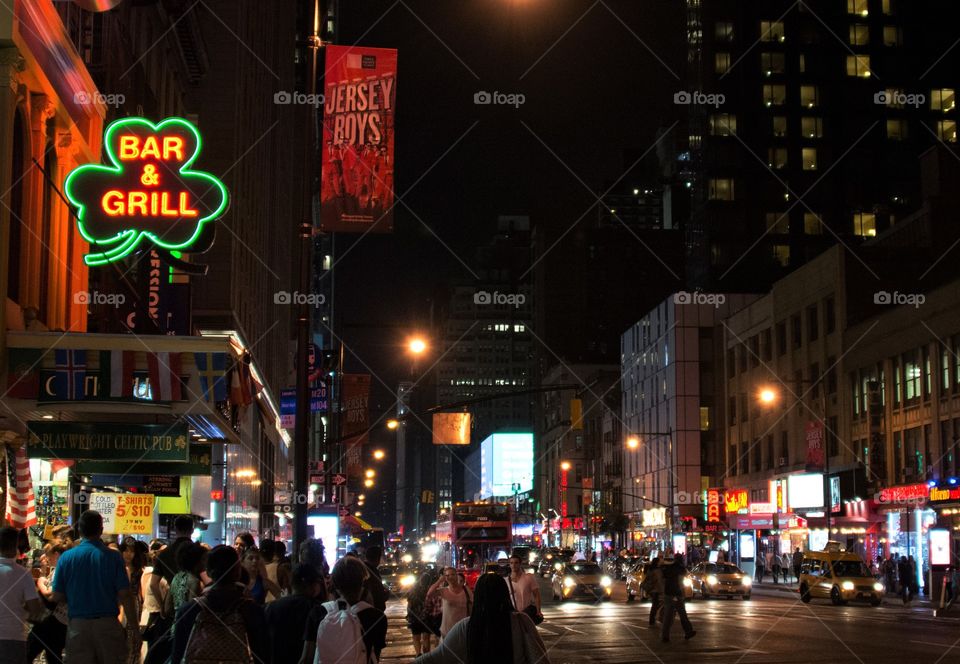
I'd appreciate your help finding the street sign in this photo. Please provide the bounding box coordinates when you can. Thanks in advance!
[309,474,324,485]
[332,474,347,486]
[263,504,295,513]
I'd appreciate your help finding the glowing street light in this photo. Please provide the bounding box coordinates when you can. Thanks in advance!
[364,478,374,488]
[365,469,375,479]
[626,436,640,450]
[758,387,779,405]
[560,461,571,471]
[373,449,386,461]
[408,337,427,355]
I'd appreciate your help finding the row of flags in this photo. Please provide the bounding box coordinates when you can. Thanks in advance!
[4,349,256,405]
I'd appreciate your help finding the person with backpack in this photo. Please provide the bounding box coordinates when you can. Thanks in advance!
[265,564,326,664]
[413,572,549,664]
[171,545,268,664]
[298,556,387,664]
[427,567,472,640]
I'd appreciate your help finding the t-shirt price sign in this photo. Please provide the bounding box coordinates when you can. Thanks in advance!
[89,492,155,535]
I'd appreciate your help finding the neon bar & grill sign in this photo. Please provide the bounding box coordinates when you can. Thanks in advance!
[64,117,228,266]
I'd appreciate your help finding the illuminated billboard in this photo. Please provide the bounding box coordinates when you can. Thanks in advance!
[787,473,824,510]
[479,433,533,499]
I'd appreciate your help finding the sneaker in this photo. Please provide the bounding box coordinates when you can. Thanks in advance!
[685,631,697,640]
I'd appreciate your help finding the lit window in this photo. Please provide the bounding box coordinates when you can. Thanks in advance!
[800,85,820,108]
[688,134,702,149]
[938,120,958,143]
[882,88,905,108]
[886,119,907,140]
[709,178,735,201]
[801,117,823,138]
[882,0,895,15]
[709,113,737,136]
[716,22,734,42]
[760,21,785,43]
[768,147,788,170]
[715,52,731,74]
[761,52,785,76]
[799,54,806,73]
[846,55,872,78]
[763,84,787,107]
[765,212,789,234]
[772,116,788,137]
[849,25,869,46]
[772,245,790,267]
[853,212,877,237]
[848,0,868,16]
[804,213,823,235]
[802,148,818,171]
[931,89,956,112]
[883,26,902,46]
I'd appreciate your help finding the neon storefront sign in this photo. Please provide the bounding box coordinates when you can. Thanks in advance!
[65,117,228,265]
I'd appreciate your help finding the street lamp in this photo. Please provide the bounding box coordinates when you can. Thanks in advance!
[365,469,375,479]
[407,337,428,355]
[364,478,374,488]
[373,449,386,461]
[758,387,778,405]
[386,419,400,430]
[560,461,571,471]
[626,436,640,450]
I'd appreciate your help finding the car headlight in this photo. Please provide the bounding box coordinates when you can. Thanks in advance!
[554,562,563,570]
[400,575,416,588]
[741,576,752,586]
[841,581,855,591]
[401,554,413,564]
[707,575,719,586]
[563,576,576,588]
[873,582,884,592]
[600,576,612,587]
[683,578,692,587]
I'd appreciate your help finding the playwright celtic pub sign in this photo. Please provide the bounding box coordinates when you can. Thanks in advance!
[64,117,228,266]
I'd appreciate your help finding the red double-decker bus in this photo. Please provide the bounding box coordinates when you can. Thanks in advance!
[436,502,512,588]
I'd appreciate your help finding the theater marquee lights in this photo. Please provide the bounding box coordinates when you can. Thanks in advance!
[65,117,228,266]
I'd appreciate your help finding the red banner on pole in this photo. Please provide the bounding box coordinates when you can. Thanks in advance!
[341,374,371,477]
[805,420,825,472]
[320,46,397,233]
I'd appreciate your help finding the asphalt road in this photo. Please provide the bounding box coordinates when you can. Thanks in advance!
[379,577,960,663]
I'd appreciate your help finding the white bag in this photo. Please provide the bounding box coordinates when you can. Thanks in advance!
[314,599,378,664]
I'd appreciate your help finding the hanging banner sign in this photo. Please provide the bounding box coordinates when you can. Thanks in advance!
[805,420,825,472]
[320,46,397,233]
[89,492,155,534]
[64,116,228,266]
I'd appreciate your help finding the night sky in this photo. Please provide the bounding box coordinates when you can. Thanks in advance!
[332,0,683,405]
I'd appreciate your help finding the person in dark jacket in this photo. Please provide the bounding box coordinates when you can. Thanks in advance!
[362,545,389,612]
[659,553,695,643]
[642,554,663,627]
[265,564,326,664]
[171,545,268,664]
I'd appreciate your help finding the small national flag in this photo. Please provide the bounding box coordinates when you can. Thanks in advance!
[5,446,36,528]
[5,348,42,399]
[100,350,135,398]
[194,352,228,402]
[53,349,87,400]
[229,356,253,407]
[147,352,183,401]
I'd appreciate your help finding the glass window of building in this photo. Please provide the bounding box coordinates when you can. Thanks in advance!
[791,314,802,348]
[799,54,806,73]
[904,352,920,402]
[852,212,877,236]
[825,296,836,333]
[772,116,788,137]
[716,21,735,42]
[773,244,790,267]
[804,212,823,234]
[883,26,902,46]
[800,85,820,108]
[848,0,868,16]
[882,0,895,15]
[760,21,786,42]
[881,88,905,108]
[807,305,819,341]
[709,113,737,136]
[886,119,907,140]
[766,211,789,233]
[893,359,902,404]
[761,52,785,76]
[802,148,818,170]
[801,116,823,138]
[709,178,735,200]
[849,24,869,46]
[715,52,731,74]
[938,120,957,143]
[763,84,787,106]
[768,147,788,169]
[776,321,787,356]
[846,55,871,78]
[932,89,956,112]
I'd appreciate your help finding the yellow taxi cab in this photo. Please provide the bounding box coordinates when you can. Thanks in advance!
[551,561,613,602]
[687,561,752,600]
[625,559,694,601]
[798,542,883,606]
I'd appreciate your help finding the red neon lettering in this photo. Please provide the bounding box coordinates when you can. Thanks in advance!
[116,135,187,161]
[99,191,199,218]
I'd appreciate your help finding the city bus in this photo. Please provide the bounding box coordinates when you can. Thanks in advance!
[436,502,513,588]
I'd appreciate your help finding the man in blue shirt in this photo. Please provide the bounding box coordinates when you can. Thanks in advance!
[51,510,139,663]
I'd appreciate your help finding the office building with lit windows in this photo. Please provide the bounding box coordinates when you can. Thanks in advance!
[678,0,960,290]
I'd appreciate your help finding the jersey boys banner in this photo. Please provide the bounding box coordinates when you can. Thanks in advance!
[320,46,396,233]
